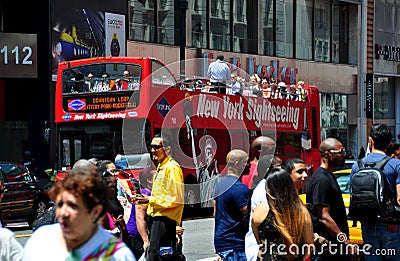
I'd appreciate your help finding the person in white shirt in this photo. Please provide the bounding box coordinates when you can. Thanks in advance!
[207,55,231,94]
[244,155,275,261]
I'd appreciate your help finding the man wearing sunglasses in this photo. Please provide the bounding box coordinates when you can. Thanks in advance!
[306,137,351,260]
[136,134,184,261]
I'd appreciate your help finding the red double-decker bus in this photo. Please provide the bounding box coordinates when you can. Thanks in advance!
[53,56,321,214]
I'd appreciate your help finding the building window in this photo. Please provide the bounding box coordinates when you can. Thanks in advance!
[129,0,155,42]
[348,4,358,65]
[128,0,175,44]
[331,1,340,63]
[233,0,248,53]
[210,0,231,51]
[262,0,274,56]
[127,0,358,66]
[191,0,207,48]
[296,0,313,60]
[276,0,294,58]
[158,0,174,45]
[314,0,331,62]
[374,77,395,120]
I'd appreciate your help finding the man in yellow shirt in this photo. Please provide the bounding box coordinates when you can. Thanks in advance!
[136,134,184,260]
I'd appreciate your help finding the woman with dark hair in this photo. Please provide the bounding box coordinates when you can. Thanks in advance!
[99,161,131,250]
[22,171,135,260]
[251,168,314,261]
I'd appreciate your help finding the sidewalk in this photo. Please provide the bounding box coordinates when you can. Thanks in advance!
[196,258,218,261]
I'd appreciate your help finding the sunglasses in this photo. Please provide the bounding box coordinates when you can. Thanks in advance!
[102,169,119,177]
[328,149,346,155]
[150,144,163,150]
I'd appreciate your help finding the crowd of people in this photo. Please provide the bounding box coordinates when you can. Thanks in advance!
[213,128,400,261]
[0,133,185,261]
[201,54,310,100]
[2,123,400,260]
[67,70,140,93]
[68,54,309,102]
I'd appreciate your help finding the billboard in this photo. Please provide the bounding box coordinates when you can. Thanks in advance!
[50,0,126,79]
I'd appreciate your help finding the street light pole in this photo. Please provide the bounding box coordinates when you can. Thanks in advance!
[178,0,188,80]
[359,0,368,150]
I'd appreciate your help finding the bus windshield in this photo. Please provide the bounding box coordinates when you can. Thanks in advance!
[62,63,142,94]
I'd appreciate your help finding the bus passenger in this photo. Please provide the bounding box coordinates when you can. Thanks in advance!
[116,70,132,90]
[84,73,95,92]
[74,73,86,93]
[228,75,243,95]
[261,78,271,98]
[278,81,288,99]
[289,84,299,100]
[207,55,230,94]
[96,72,116,92]
[297,81,309,101]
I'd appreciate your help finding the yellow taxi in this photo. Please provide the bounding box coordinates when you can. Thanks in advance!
[300,160,363,245]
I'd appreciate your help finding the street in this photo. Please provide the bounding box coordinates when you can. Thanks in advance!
[182,217,217,261]
[11,217,218,261]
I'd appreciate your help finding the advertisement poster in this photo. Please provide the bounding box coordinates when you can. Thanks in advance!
[105,13,126,57]
[51,1,126,80]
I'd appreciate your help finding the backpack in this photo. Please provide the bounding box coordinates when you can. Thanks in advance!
[349,156,399,222]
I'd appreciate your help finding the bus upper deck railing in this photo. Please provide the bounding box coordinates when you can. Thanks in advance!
[178,78,310,102]
[63,75,309,101]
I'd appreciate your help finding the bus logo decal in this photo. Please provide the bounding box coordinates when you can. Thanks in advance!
[62,114,72,121]
[128,111,138,117]
[68,99,86,111]
[156,97,171,118]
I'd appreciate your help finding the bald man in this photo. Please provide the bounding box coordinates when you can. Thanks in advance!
[213,149,249,260]
[242,136,276,189]
[306,138,349,260]
[72,159,98,176]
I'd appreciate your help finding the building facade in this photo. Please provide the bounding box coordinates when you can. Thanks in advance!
[126,0,360,154]
[373,0,400,143]
[0,0,363,171]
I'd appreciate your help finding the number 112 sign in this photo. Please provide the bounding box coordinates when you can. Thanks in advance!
[0,32,37,78]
